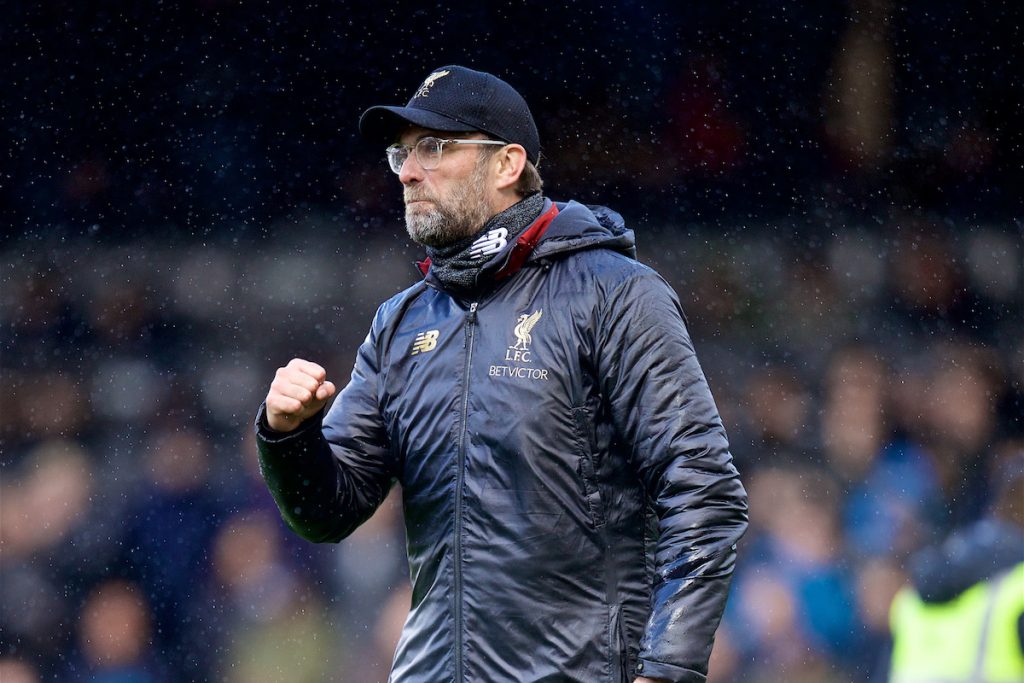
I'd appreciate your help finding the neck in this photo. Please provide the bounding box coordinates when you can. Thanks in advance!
[488,190,522,217]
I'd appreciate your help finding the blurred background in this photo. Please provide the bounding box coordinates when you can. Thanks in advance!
[1,1,1021,681]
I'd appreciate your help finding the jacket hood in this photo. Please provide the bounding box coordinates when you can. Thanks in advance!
[531,200,637,261]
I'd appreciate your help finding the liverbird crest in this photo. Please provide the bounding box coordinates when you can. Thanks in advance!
[512,310,543,351]
[415,70,451,98]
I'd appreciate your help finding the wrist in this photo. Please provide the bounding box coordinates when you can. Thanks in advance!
[264,411,299,433]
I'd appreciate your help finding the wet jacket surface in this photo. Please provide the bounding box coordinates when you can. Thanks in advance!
[256,199,749,683]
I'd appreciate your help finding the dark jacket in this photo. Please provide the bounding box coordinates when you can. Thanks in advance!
[256,199,748,683]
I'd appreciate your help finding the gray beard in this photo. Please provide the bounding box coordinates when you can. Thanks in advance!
[405,206,475,248]
[404,162,492,248]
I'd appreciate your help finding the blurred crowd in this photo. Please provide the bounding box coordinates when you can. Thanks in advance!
[1,211,1020,682]
[3,0,1022,682]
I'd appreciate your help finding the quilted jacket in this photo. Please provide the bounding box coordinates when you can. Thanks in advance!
[256,199,748,683]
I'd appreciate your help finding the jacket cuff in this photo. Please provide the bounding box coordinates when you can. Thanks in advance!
[254,402,324,445]
[635,658,706,683]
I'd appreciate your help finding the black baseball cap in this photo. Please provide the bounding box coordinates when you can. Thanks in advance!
[359,65,541,165]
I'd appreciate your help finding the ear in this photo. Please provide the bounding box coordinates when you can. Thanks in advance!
[492,144,527,192]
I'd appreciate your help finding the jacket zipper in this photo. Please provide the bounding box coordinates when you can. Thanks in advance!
[454,300,478,683]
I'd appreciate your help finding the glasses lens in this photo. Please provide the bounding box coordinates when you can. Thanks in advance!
[415,137,444,170]
[386,145,408,174]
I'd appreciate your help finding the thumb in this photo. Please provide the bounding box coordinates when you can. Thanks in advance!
[315,381,337,401]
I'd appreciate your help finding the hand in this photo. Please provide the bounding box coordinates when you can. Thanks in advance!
[264,358,337,432]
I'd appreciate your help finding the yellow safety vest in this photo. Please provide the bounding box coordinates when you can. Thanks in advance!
[889,562,1024,683]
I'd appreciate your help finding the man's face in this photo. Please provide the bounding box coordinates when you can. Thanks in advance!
[398,128,496,248]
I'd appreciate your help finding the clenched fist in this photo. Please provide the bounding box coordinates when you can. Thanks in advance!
[264,358,337,432]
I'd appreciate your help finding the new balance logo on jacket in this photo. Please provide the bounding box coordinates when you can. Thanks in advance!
[410,330,439,355]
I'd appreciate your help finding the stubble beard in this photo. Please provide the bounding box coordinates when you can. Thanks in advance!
[404,160,493,248]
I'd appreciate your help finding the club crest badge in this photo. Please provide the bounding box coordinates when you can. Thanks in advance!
[512,310,542,354]
[415,70,450,98]
[489,309,549,380]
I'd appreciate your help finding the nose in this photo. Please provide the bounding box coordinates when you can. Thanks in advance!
[398,151,424,185]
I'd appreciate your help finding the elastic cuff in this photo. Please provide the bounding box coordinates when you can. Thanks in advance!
[254,402,324,444]
[635,658,706,683]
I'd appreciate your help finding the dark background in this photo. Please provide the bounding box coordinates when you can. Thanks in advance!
[6,1,1021,237]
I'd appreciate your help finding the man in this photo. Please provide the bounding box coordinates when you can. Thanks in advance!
[255,65,748,683]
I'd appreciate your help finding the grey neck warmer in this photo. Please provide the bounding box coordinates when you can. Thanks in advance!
[425,192,544,292]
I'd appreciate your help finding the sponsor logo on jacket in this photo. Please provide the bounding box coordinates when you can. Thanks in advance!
[489,310,549,380]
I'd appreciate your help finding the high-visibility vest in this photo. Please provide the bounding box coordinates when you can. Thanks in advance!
[889,562,1024,683]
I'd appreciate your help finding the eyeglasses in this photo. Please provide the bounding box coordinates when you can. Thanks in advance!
[385,136,507,174]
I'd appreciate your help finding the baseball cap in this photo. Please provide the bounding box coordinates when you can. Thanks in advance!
[359,65,541,165]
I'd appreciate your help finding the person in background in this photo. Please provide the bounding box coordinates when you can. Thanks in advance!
[887,455,1024,683]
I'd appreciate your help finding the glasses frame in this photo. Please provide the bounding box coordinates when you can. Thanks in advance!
[385,136,507,174]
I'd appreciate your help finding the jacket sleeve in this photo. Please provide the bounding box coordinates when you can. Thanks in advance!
[597,268,748,683]
[255,311,397,544]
